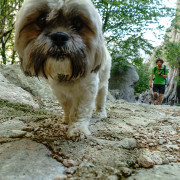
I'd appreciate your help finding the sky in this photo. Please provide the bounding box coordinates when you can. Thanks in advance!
[143,0,177,47]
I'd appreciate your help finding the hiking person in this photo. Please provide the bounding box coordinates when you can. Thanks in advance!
[149,59,169,105]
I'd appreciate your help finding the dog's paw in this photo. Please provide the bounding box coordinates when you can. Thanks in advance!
[97,110,107,119]
[63,116,69,124]
[67,122,91,141]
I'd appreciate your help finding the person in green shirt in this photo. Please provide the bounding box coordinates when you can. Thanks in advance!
[149,59,169,105]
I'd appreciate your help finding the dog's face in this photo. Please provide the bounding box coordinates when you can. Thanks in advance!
[15,0,104,81]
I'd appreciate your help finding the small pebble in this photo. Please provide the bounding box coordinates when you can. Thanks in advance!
[10,130,27,138]
[138,155,154,168]
[149,143,154,147]
[22,126,34,132]
[162,158,169,165]
[25,133,32,138]
[151,154,163,165]
[158,139,166,145]
[120,167,132,177]
[65,167,77,175]
[54,174,67,180]
[107,175,118,180]
[63,159,76,167]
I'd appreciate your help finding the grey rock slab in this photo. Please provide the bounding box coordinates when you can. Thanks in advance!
[0,64,54,99]
[0,118,25,137]
[0,73,9,83]
[128,163,180,180]
[0,139,66,180]
[0,73,39,108]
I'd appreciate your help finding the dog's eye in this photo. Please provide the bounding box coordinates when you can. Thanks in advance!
[72,18,83,31]
[37,14,46,29]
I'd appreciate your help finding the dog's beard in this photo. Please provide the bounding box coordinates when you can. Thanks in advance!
[24,32,88,81]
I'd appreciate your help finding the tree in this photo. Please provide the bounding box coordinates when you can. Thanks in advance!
[132,58,151,94]
[0,0,23,64]
[92,0,174,60]
[0,0,175,67]
[91,0,175,95]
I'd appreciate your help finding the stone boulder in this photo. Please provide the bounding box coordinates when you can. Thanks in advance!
[0,73,39,108]
[0,64,55,99]
[109,65,139,102]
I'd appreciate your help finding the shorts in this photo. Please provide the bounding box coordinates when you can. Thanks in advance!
[153,84,165,94]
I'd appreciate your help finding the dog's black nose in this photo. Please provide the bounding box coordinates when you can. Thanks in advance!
[50,32,69,46]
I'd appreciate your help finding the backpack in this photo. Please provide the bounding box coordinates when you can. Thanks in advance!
[154,65,169,86]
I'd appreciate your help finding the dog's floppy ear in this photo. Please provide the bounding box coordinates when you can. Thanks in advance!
[91,36,106,73]
[90,9,107,73]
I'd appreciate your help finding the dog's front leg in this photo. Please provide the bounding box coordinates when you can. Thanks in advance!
[67,76,99,140]
[60,98,72,124]
[96,84,108,119]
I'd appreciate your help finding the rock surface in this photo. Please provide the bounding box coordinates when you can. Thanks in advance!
[0,139,66,180]
[0,64,54,99]
[128,163,180,180]
[0,65,180,179]
[0,118,25,137]
[138,155,155,168]
[109,65,139,102]
[0,98,180,179]
[0,72,39,108]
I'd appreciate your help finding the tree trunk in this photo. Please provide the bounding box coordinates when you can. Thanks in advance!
[161,0,180,105]
[1,38,7,64]
[11,48,16,64]
[162,68,179,105]
[177,85,180,104]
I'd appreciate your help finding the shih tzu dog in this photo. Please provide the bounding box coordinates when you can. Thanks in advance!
[15,0,111,140]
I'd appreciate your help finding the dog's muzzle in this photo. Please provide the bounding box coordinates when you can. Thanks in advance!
[48,32,70,59]
[50,32,69,47]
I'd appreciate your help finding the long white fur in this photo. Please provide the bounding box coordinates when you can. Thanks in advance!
[15,0,111,140]
[47,45,111,139]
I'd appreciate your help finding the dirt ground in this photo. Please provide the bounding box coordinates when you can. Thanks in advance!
[0,98,180,179]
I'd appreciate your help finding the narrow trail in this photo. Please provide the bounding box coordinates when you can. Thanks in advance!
[0,98,179,179]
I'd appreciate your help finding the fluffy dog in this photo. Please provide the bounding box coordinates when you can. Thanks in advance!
[15,0,111,140]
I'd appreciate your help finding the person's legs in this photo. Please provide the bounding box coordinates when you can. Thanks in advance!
[158,94,163,105]
[153,84,158,105]
[154,92,158,105]
[158,85,165,105]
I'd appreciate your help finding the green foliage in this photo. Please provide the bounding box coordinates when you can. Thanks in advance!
[0,0,23,64]
[0,0,175,67]
[134,61,151,94]
[153,39,180,84]
[92,0,173,37]
[154,11,180,85]
[111,55,130,75]
[92,0,175,79]
[174,76,180,86]
[163,40,180,67]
